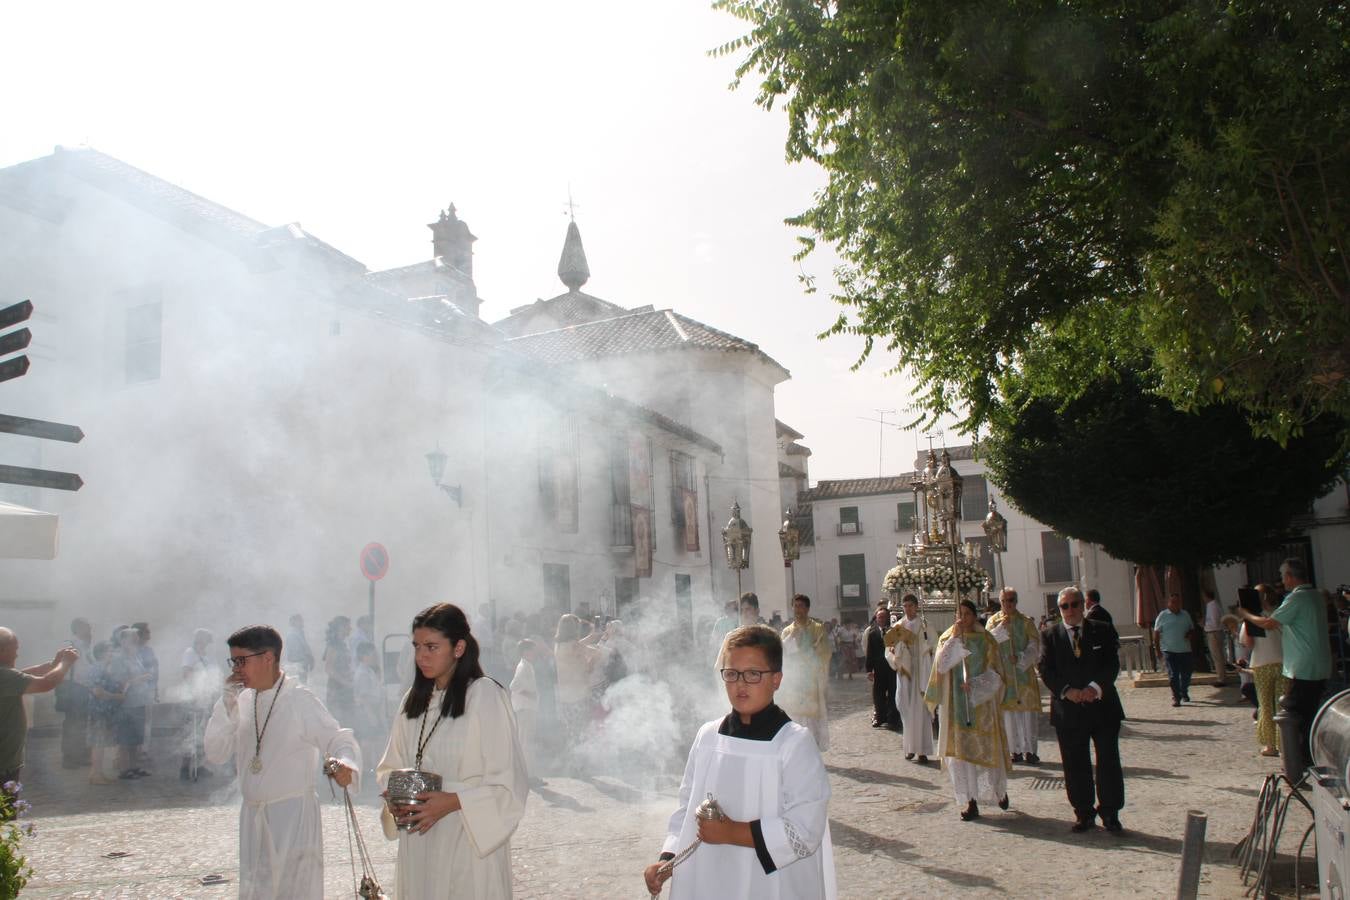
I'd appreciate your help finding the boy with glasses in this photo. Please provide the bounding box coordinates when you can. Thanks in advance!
[204,625,360,899]
[643,625,836,898]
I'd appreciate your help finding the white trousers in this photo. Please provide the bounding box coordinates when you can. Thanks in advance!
[947,759,1007,806]
[1002,711,1038,755]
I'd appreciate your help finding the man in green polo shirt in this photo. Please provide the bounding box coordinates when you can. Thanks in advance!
[1239,558,1332,764]
[1,627,80,784]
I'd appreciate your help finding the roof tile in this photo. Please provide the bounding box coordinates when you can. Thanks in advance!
[503,308,776,367]
[798,475,920,502]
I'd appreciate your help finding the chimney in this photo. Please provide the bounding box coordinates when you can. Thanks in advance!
[428,204,476,277]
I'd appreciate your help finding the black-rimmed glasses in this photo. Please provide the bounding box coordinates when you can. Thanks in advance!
[720,668,775,684]
[227,650,267,669]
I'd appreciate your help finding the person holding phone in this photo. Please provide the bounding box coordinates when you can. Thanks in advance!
[1,627,79,785]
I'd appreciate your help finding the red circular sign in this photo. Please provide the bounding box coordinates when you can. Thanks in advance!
[360,543,389,582]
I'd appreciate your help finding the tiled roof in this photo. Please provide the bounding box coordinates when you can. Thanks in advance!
[256,223,366,274]
[495,290,633,337]
[0,149,359,277]
[0,147,271,246]
[368,258,472,286]
[776,419,805,440]
[503,308,788,374]
[799,474,919,502]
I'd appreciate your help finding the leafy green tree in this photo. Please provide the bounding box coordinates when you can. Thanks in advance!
[715,0,1349,443]
[981,373,1346,570]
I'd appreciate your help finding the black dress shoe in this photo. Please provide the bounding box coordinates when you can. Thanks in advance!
[905,753,915,760]
[1026,753,1040,764]
[960,800,980,821]
[917,755,929,764]
[1011,752,1024,763]
[1102,815,1123,833]
[998,795,1010,810]
[871,720,884,728]
[1071,816,1096,833]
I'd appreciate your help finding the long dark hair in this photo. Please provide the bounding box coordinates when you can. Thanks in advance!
[402,603,483,721]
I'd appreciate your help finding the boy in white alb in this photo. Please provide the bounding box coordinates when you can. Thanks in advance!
[644,625,836,899]
[204,625,360,900]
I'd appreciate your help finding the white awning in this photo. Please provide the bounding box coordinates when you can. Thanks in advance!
[0,500,59,559]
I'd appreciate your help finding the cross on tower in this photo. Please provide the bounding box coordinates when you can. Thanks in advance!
[564,187,581,221]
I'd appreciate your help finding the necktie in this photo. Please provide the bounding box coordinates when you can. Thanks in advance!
[1071,625,1082,658]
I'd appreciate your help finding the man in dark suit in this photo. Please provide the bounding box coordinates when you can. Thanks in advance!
[1085,589,1113,625]
[1040,586,1126,833]
[864,604,898,729]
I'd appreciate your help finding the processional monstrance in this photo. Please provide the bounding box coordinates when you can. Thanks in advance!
[883,448,992,634]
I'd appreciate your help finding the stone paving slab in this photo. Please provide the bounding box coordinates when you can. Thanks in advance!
[14,677,1289,897]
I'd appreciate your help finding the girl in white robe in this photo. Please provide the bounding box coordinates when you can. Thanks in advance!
[379,603,529,900]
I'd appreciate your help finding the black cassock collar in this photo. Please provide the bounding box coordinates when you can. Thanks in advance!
[718,703,792,741]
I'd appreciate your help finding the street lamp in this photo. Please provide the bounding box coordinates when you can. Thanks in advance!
[424,445,462,506]
[982,496,1008,590]
[779,508,801,600]
[722,500,752,595]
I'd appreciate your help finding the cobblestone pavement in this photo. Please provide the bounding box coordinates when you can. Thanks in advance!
[17,676,1278,898]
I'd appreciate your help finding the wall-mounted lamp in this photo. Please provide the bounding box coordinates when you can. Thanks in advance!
[425,445,462,506]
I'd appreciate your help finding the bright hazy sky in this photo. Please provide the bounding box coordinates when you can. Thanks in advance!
[2,0,963,482]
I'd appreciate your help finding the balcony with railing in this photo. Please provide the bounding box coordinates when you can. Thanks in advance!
[836,583,869,609]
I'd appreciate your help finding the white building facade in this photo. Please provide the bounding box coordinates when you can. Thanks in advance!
[0,148,759,665]
[798,446,1138,630]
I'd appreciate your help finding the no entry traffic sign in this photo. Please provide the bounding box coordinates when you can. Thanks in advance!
[360,543,389,582]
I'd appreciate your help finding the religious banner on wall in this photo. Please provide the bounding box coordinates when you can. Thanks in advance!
[632,505,653,578]
[681,488,699,552]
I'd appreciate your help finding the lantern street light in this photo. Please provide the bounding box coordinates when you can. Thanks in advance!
[722,500,752,596]
[779,508,801,601]
[982,496,1008,590]
[424,445,462,506]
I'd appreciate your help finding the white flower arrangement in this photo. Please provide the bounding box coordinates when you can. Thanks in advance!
[884,558,990,598]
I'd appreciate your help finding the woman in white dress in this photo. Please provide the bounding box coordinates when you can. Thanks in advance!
[379,603,529,899]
